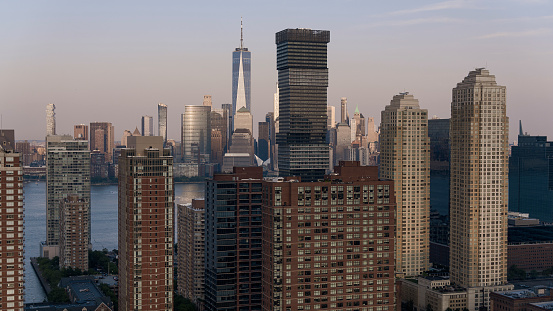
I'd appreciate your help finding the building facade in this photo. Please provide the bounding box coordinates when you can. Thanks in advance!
[276,28,330,181]
[59,195,89,272]
[204,167,264,311]
[90,122,115,163]
[142,115,154,137]
[158,103,168,146]
[181,105,211,164]
[45,135,90,253]
[0,129,25,311]
[118,136,174,311]
[46,103,56,136]
[232,19,251,115]
[177,199,205,307]
[379,92,430,277]
[74,124,89,141]
[262,162,396,311]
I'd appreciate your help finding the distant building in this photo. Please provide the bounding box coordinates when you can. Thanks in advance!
[141,115,153,136]
[59,195,89,272]
[234,106,253,134]
[428,118,450,216]
[257,121,270,161]
[0,129,25,311]
[327,105,336,129]
[120,129,132,147]
[45,135,90,256]
[46,103,56,136]
[203,95,212,107]
[341,97,348,124]
[158,103,168,146]
[89,122,114,163]
[118,136,174,311]
[177,199,205,308]
[181,105,211,164]
[509,124,553,223]
[232,19,251,115]
[74,124,88,141]
[90,150,108,180]
[491,288,553,311]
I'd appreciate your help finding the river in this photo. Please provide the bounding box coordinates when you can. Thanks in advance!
[24,181,205,303]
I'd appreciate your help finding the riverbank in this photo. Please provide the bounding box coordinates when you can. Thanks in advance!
[30,257,51,294]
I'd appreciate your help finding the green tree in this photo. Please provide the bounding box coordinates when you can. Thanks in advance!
[174,294,197,311]
[47,287,70,303]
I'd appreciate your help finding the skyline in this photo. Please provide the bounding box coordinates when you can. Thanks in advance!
[1,0,552,141]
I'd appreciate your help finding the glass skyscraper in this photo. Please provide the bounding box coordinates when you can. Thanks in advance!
[275,28,330,181]
[181,105,211,163]
[232,20,251,115]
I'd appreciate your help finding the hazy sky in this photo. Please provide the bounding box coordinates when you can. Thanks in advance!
[1,0,552,142]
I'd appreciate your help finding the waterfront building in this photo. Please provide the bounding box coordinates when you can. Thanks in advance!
[0,129,25,311]
[509,124,553,223]
[276,28,330,181]
[232,19,251,115]
[46,103,56,136]
[141,115,154,136]
[158,103,168,146]
[262,161,396,311]
[74,124,88,141]
[59,195,89,272]
[177,199,205,307]
[204,167,264,311]
[118,136,174,311]
[89,122,114,163]
[181,105,211,164]
[380,92,430,277]
[45,135,90,256]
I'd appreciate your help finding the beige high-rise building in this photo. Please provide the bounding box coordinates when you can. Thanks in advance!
[450,68,509,289]
[59,195,89,272]
[74,124,88,141]
[177,199,205,307]
[46,103,56,136]
[90,122,114,163]
[380,92,430,278]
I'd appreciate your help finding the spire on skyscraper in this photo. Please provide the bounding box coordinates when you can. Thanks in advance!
[240,17,243,49]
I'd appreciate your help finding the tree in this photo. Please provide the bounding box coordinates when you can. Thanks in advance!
[47,287,69,303]
[174,294,197,311]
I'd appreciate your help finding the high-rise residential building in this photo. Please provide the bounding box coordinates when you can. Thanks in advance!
[205,167,264,311]
[90,122,114,163]
[203,95,212,107]
[232,19,251,115]
[46,103,56,136]
[59,195,89,272]
[276,28,330,181]
[74,124,88,141]
[118,136,174,311]
[45,135,90,257]
[158,103,168,146]
[262,161,396,311]
[142,115,154,137]
[449,69,511,307]
[0,129,25,311]
[177,199,205,308]
[327,105,336,129]
[273,82,279,121]
[121,129,132,147]
[258,121,270,161]
[181,105,211,163]
[380,92,430,277]
[340,97,348,124]
[509,123,553,223]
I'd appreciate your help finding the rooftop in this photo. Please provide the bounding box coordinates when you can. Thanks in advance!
[531,302,553,310]
[508,226,553,244]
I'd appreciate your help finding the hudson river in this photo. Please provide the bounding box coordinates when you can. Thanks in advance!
[24,181,205,303]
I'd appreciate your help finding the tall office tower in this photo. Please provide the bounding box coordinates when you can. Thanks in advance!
[90,122,114,163]
[509,123,553,223]
[59,195,89,272]
[181,105,211,163]
[15,140,32,166]
[428,118,450,217]
[258,121,270,161]
[203,95,212,107]
[158,103,168,146]
[142,115,154,136]
[335,122,351,163]
[273,82,279,121]
[211,108,229,153]
[177,199,205,307]
[327,105,336,129]
[46,103,56,136]
[262,161,396,311]
[234,107,253,134]
[276,28,330,181]
[352,105,365,138]
[340,97,348,124]
[366,117,379,143]
[45,135,90,256]
[211,130,223,167]
[450,69,510,304]
[380,92,430,277]
[121,129,133,147]
[0,130,24,311]
[118,136,174,311]
[350,117,357,142]
[205,167,264,311]
[232,19,251,115]
[74,124,89,140]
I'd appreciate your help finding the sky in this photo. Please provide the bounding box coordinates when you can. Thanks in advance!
[1,0,552,142]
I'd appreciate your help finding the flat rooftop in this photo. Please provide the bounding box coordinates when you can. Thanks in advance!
[508,226,553,244]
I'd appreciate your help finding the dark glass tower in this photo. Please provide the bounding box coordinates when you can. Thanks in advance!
[232,20,251,115]
[275,28,330,181]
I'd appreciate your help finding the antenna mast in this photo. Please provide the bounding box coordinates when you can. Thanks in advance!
[240,17,243,49]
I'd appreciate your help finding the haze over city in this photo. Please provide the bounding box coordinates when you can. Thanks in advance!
[1,0,552,141]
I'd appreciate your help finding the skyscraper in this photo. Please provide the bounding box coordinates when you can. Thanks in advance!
[340,97,348,124]
[380,92,430,277]
[118,136,174,311]
[449,69,511,306]
[74,124,88,140]
[90,122,114,163]
[44,135,90,257]
[142,115,154,136]
[59,195,89,272]
[0,129,24,311]
[327,105,336,129]
[181,105,211,163]
[46,103,56,136]
[158,103,168,146]
[276,28,330,181]
[232,19,251,115]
